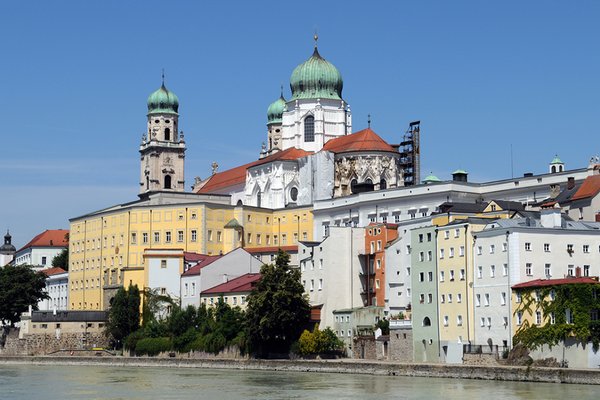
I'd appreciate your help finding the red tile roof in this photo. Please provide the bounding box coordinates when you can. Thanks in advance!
[41,267,67,277]
[512,276,599,289]
[196,147,312,194]
[184,252,209,263]
[245,245,298,254]
[571,175,600,201]
[202,273,261,295]
[321,128,396,153]
[19,229,69,252]
[181,255,223,276]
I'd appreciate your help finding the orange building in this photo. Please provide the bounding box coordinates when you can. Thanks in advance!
[362,223,398,307]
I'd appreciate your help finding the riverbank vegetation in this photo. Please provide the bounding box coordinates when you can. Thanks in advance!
[107,250,312,358]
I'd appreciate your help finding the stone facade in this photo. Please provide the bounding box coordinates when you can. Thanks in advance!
[0,329,109,356]
[333,153,402,198]
[388,326,414,362]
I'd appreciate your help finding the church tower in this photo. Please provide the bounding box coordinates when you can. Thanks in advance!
[280,35,352,153]
[139,77,186,194]
[266,88,286,155]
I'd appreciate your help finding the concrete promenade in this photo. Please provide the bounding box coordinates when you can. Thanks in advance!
[1,355,600,385]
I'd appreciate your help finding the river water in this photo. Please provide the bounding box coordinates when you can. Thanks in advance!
[0,364,597,400]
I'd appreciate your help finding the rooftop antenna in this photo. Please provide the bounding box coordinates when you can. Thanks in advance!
[161,68,165,86]
[368,114,371,128]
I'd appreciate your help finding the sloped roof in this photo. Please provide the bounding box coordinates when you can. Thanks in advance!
[184,252,209,263]
[202,273,261,295]
[19,229,69,252]
[181,255,223,277]
[41,267,67,277]
[571,175,600,202]
[196,147,311,194]
[245,245,298,254]
[322,128,396,153]
[512,276,599,289]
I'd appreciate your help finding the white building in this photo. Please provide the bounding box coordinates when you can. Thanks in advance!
[180,247,263,308]
[145,248,185,304]
[472,207,600,350]
[38,267,69,311]
[14,229,69,269]
[0,230,16,267]
[298,227,364,329]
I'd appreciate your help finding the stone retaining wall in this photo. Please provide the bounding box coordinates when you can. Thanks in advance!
[0,330,109,356]
[2,356,600,385]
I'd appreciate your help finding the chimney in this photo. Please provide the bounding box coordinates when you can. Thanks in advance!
[549,184,560,199]
[596,213,600,222]
[567,177,575,190]
[540,204,562,228]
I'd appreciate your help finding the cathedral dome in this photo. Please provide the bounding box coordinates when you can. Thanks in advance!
[290,44,343,101]
[267,94,286,125]
[147,83,179,115]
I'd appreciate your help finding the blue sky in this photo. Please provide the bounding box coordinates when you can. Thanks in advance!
[2,1,599,249]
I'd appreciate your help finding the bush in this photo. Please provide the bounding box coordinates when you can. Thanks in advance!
[298,329,318,355]
[297,326,344,356]
[135,337,172,356]
[172,328,200,353]
[124,330,146,352]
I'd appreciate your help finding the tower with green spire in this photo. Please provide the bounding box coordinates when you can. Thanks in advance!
[139,75,186,195]
[549,154,564,174]
[278,35,352,153]
[266,87,286,154]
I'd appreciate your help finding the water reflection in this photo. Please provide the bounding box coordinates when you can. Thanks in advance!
[0,364,597,400]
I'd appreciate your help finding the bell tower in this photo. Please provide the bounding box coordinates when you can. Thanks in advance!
[139,75,186,195]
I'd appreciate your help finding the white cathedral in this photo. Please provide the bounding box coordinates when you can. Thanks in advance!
[142,38,407,208]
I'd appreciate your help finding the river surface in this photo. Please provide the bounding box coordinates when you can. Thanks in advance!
[0,364,597,400]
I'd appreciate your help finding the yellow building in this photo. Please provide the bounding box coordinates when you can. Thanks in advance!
[68,192,313,311]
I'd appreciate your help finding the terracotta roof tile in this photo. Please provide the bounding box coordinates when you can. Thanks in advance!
[321,128,396,153]
[512,276,599,289]
[181,255,223,276]
[41,267,67,277]
[196,148,312,194]
[18,229,69,252]
[202,273,261,295]
[245,245,298,254]
[571,175,600,201]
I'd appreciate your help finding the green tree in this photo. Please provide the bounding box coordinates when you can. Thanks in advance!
[105,284,141,349]
[245,250,310,357]
[51,248,69,271]
[0,265,49,346]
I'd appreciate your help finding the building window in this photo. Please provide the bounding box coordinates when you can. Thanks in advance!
[448,294,453,303]
[525,242,531,251]
[480,317,485,327]
[191,212,197,220]
[444,231,449,239]
[207,230,213,241]
[501,292,507,306]
[42,256,47,265]
[457,293,462,303]
[544,243,551,252]
[318,279,323,291]
[489,245,495,254]
[131,232,137,244]
[484,293,490,306]
[441,294,446,303]
[457,315,463,326]
[502,264,508,276]
[153,232,160,243]
[304,115,315,142]
[440,271,445,282]
[427,251,432,261]
[475,294,481,307]
[443,316,449,326]
[191,230,197,242]
[160,260,167,269]
[549,312,555,325]
[477,266,482,279]
[545,263,551,278]
[142,233,149,244]
[418,234,424,243]
[476,246,482,255]
[449,247,454,258]
[525,263,532,276]
[584,265,590,277]
[454,228,460,238]
[165,231,172,243]
[490,265,495,278]
[517,311,523,325]
[177,230,184,242]
[536,311,542,325]
[428,271,433,282]
[439,249,445,259]
[502,242,507,252]
[460,269,465,280]
[459,246,465,257]
[583,244,590,253]
[449,270,455,281]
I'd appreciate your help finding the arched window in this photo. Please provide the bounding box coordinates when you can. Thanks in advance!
[290,187,298,202]
[236,200,243,206]
[423,317,431,327]
[551,165,556,173]
[380,179,387,190]
[351,179,358,193]
[164,128,170,141]
[304,116,315,142]
[365,178,373,184]
[164,175,172,189]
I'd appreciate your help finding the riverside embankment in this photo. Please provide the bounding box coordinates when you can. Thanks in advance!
[1,355,600,385]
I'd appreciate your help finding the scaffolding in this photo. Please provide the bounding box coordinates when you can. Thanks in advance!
[398,121,421,186]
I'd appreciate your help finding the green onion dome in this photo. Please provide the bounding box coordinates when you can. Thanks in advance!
[550,155,563,164]
[267,94,286,125]
[147,83,179,115]
[290,47,343,101]
[423,173,441,184]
